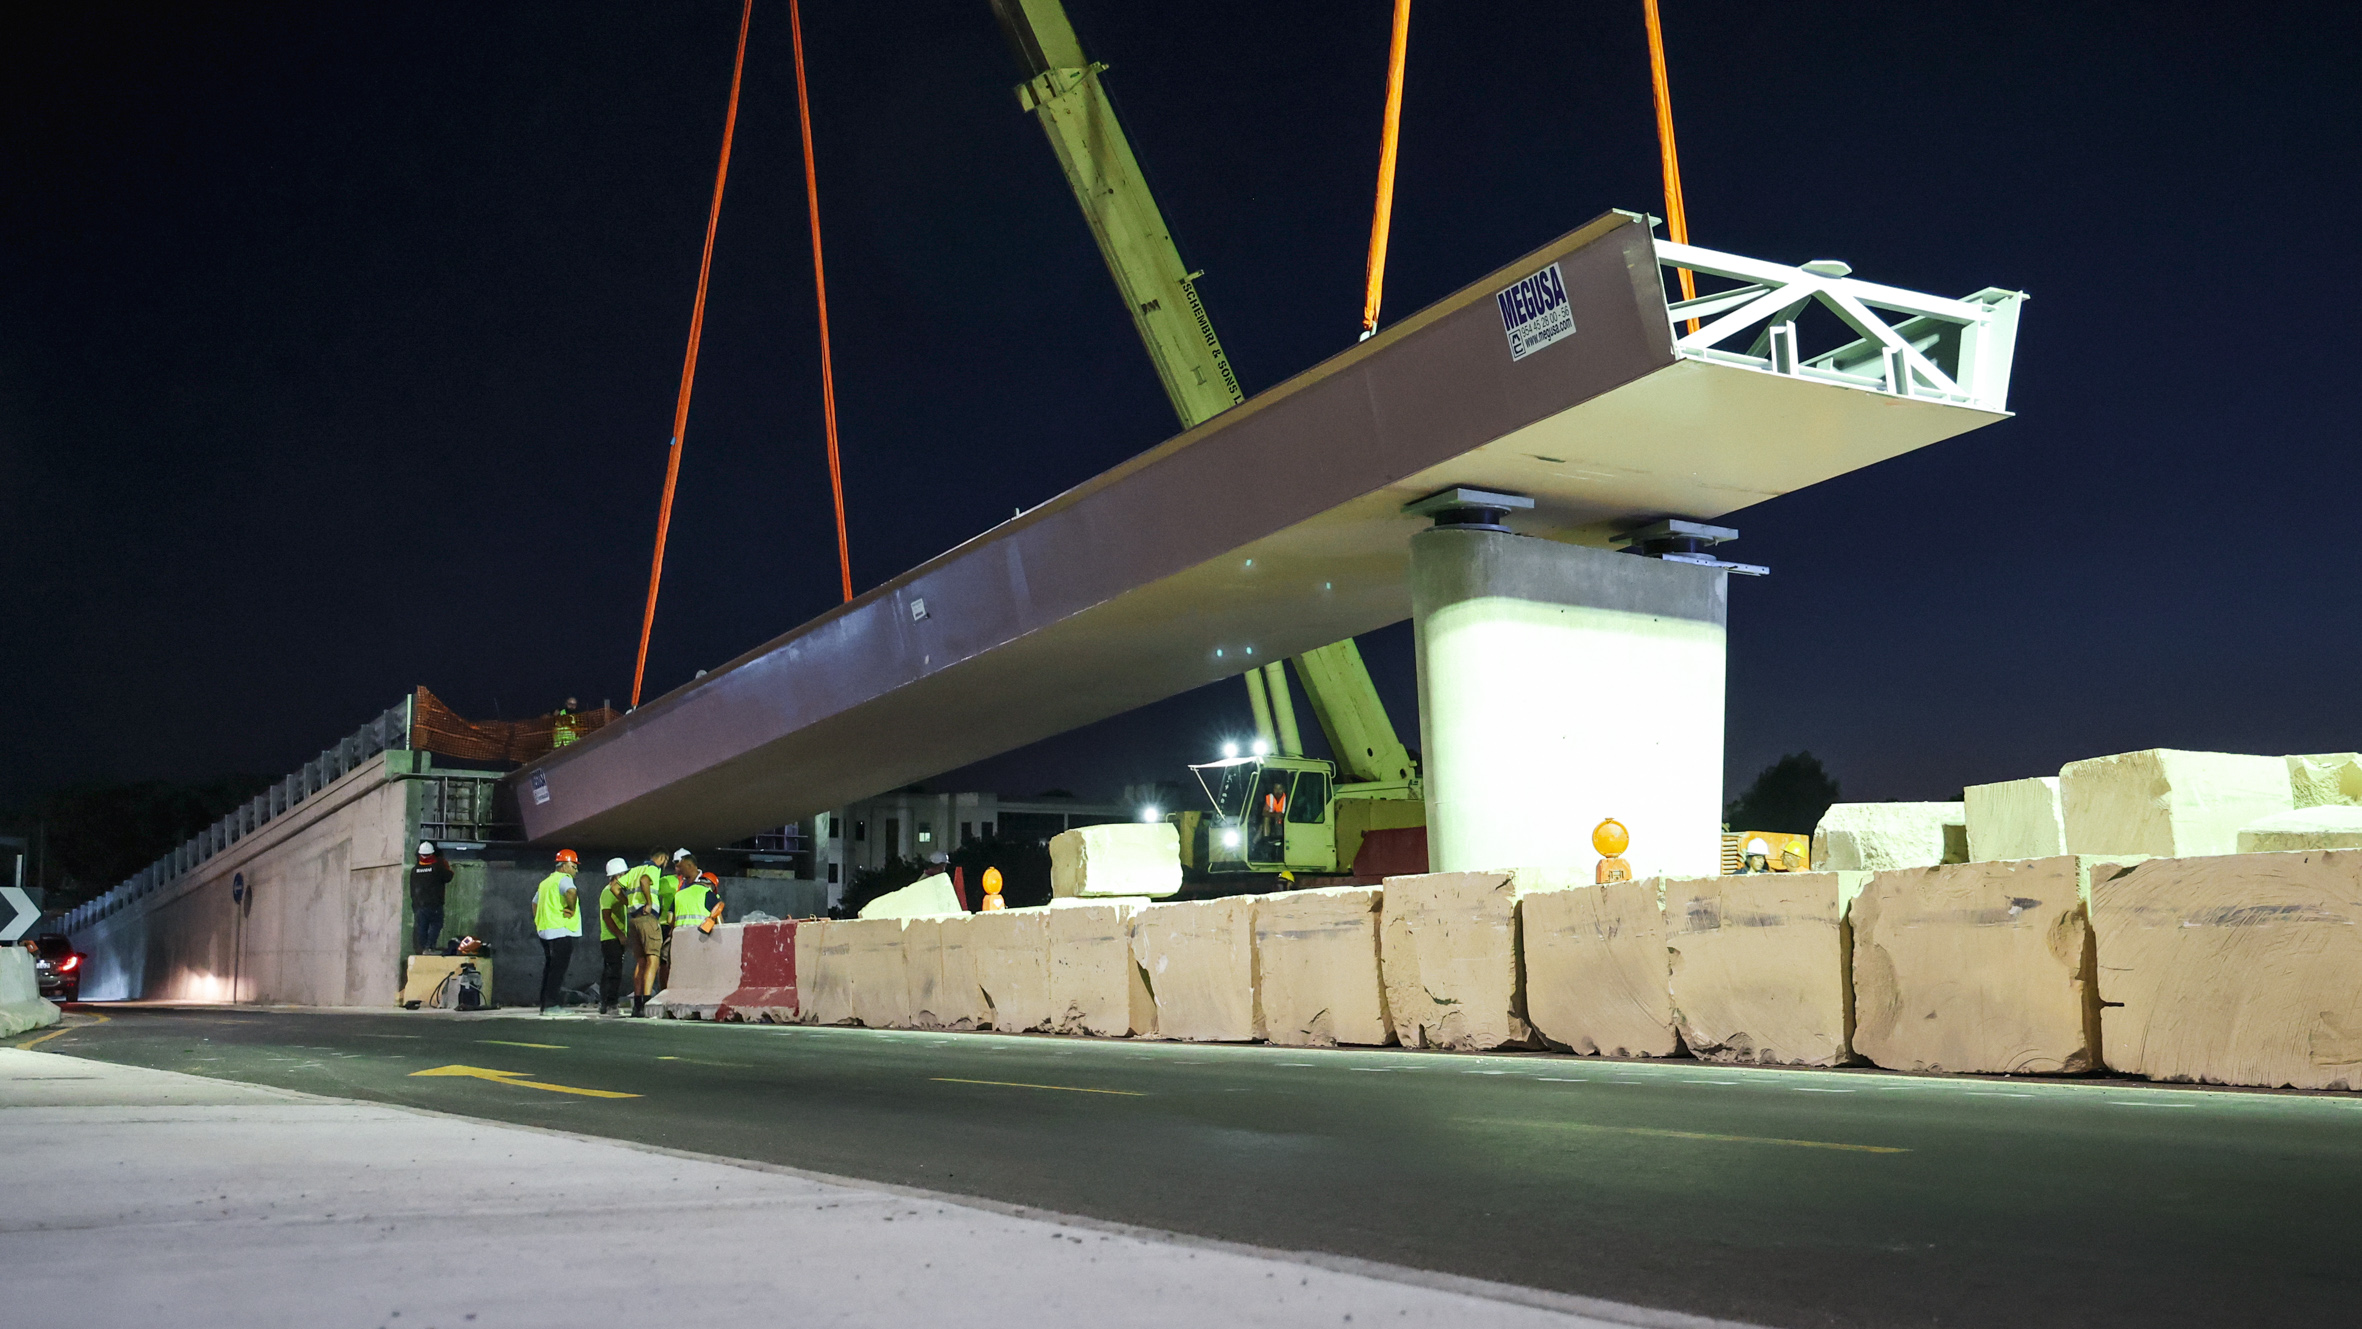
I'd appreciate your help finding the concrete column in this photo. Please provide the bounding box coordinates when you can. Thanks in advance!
[1411,527,1727,880]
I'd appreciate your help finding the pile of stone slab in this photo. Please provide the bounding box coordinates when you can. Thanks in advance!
[648,754,2362,1092]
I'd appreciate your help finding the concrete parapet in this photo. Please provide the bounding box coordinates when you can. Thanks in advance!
[1521,877,1677,1058]
[907,916,991,1030]
[656,922,744,1020]
[718,920,801,1022]
[965,907,1052,1032]
[1665,871,1863,1066]
[2090,850,2362,1090]
[1812,803,1965,872]
[1046,900,1153,1036]
[1251,887,1391,1047]
[1850,858,2124,1075]
[1964,778,2064,862]
[1131,897,1258,1042]
[1378,871,1531,1051]
[2061,749,2292,858]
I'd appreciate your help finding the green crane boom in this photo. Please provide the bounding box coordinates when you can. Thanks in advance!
[990,0,1421,873]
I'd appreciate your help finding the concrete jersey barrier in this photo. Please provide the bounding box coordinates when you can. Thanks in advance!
[656,922,745,1020]
[717,920,800,1023]
[1,949,63,1038]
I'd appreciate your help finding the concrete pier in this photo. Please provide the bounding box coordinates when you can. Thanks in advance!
[1411,526,1727,879]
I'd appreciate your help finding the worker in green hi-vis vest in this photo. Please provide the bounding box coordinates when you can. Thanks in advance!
[597,857,633,1016]
[532,850,582,1016]
[669,850,725,934]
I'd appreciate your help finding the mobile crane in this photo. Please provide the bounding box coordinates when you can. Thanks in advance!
[988,0,1425,877]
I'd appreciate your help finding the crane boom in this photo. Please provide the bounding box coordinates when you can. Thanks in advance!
[989,0,1422,869]
[990,0,1242,428]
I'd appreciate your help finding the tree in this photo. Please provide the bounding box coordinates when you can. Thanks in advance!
[1724,752,1841,835]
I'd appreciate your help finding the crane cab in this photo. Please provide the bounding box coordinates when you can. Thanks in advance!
[1184,755,1336,876]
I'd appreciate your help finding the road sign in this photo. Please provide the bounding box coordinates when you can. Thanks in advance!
[0,885,37,942]
[232,872,246,904]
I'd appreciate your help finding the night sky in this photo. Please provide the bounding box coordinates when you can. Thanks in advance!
[6,2,2357,815]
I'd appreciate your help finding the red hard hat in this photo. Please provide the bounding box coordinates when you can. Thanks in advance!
[555,849,580,865]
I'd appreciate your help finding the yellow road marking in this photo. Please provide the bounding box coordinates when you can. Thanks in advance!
[479,1040,568,1049]
[932,1076,1143,1097]
[1488,1119,1907,1154]
[409,1064,638,1099]
[12,1011,108,1051]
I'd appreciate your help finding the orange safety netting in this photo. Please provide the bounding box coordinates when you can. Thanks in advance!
[410,687,619,766]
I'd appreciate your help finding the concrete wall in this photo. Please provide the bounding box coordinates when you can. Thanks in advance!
[72,756,411,1005]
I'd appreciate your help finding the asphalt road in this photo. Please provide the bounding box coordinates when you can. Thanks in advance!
[26,1007,2362,1327]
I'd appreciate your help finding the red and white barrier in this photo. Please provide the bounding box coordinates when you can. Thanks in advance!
[717,920,800,1022]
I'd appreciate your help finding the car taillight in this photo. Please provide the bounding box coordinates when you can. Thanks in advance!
[59,955,80,972]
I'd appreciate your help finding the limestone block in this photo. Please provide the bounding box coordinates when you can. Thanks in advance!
[1046,899,1153,1036]
[655,922,743,1020]
[2238,806,2362,853]
[1050,823,1182,899]
[1521,877,1677,1058]
[907,915,992,1030]
[801,918,861,1026]
[2060,749,2293,858]
[1851,858,2132,1074]
[858,873,964,920]
[965,906,1052,1032]
[1812,803,1966,872]
[1252,887,1391,1047]
[1130,897,1258,1042]
[1378,871,1531,1051]
[1665,871,1865,1066]
[1964,777,2064,862]
[2090,850,2362,1090]
[2285,753,2362,808]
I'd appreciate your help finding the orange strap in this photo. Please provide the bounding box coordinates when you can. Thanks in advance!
[791,0,853,604]
[1360,0,1412,340]
[632,0,754,708]
[1642,0,1698,333]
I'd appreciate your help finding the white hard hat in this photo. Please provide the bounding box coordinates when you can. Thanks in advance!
[418,840,437,857]
[605,857,628,875]
[1745,837,1771,856]
[673,848,693,861]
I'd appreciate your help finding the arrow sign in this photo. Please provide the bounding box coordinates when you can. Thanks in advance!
[407,1064,638,1099]
[0,885,36,943]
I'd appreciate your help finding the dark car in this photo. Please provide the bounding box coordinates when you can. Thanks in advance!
[29,934,81,1003]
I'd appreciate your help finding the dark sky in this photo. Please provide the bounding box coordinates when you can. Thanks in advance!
[5,1,2357,814]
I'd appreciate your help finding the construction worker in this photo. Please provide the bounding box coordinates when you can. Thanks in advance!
[597,857,632,1015]
[619,848,669,1016]
[652,848,690,992]
[550,696,583,749]
[669,851,724,934]
[1740,837,1773,873]
[409,841,453,955]
[534,850,582,1015]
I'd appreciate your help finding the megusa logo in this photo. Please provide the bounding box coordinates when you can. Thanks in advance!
[1496,261,1576,361]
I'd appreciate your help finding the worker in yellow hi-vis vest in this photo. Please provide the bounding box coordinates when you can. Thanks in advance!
[667,851,726,935]
[617,849,668,1017]
[534,850,582,1015]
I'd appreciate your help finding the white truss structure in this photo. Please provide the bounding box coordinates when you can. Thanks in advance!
[1656,240,2025,414]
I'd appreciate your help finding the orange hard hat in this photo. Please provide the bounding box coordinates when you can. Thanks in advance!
[555,849,580,865]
